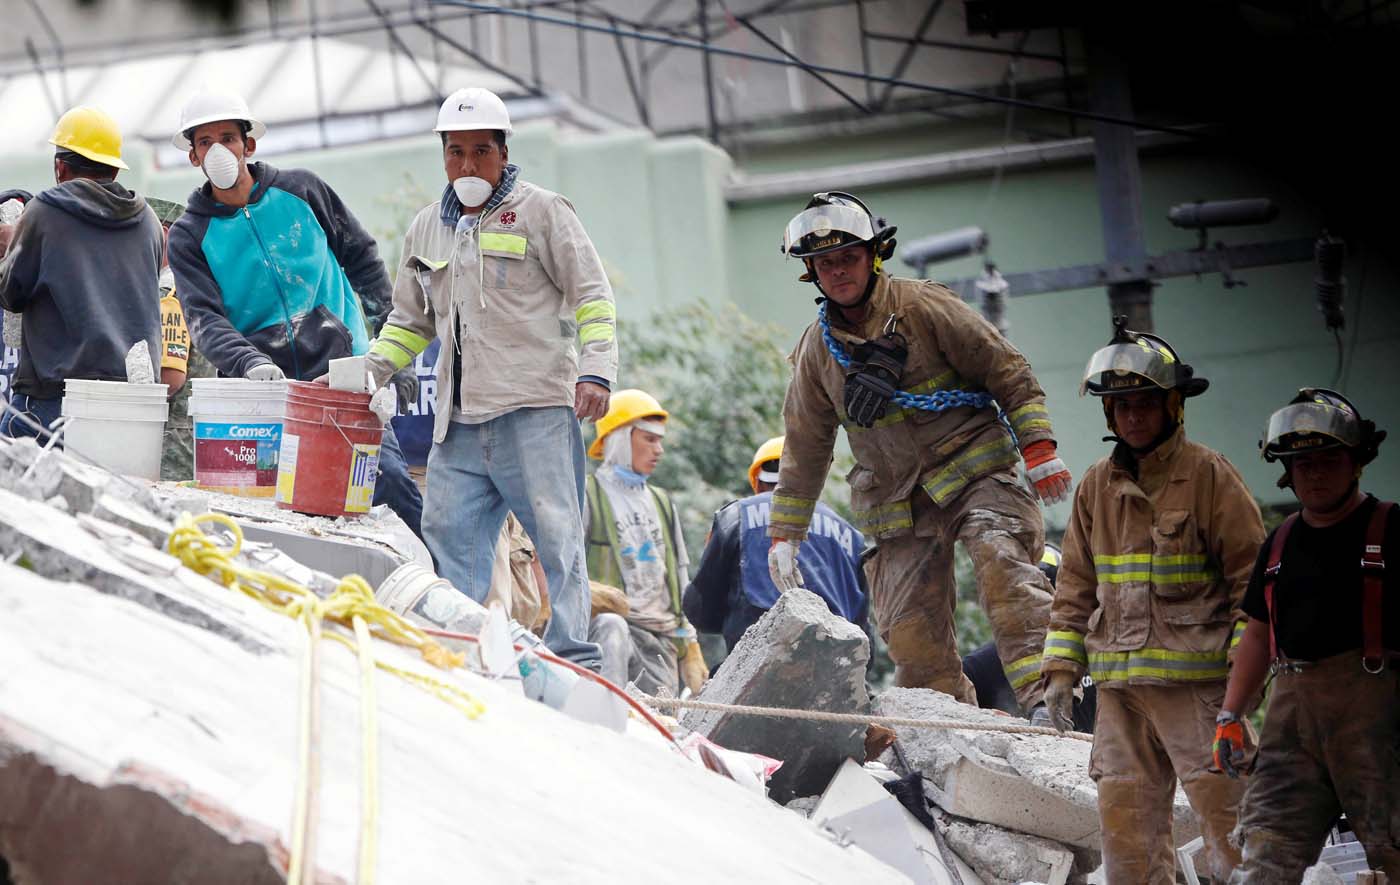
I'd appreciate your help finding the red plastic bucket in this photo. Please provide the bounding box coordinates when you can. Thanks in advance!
[275,381,384,519]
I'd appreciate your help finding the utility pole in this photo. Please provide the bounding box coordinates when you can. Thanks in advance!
[1085,25,1153,331]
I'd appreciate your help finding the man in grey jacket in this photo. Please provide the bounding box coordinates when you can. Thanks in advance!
[363,87,618,668]
[0,106,162,441]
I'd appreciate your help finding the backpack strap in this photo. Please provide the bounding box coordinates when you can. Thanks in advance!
[1263,513,1299,662]
[1362,500,1395,673]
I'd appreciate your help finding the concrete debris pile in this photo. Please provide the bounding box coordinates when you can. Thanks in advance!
[680,588,871,803]
[0,438,911,883]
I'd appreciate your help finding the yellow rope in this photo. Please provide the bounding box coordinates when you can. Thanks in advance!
[166,512,486,883]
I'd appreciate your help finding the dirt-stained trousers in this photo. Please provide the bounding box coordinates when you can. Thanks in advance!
[864,467,1052,710]
[1230,652,1400,883]
[1091,681,1251,884]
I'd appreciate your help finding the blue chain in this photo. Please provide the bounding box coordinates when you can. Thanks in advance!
[818,303,996,413]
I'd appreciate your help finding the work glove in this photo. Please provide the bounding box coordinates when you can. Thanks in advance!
[1022,440,1072,505]
[768,538,804,591]
[1042,670,1077,734]
[246,361,286,382]
[390,365,420,416]
[1213,710,1247,778]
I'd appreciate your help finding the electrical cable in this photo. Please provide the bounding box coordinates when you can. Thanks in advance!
[418,626,680,744]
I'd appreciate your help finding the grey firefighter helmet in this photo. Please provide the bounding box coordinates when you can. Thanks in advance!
[1080,316,1209,398]
[1261,387,1385,465]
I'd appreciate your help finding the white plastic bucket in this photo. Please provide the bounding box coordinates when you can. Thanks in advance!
[60,379,169,480]
[377,562,488,634]
[189,378,287,497]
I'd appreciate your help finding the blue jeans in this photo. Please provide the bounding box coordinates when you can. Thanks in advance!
[423,406,601,669]
[0,393,62,443]
[374,426,424,541]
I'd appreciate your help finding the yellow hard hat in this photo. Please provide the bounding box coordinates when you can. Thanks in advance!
[49,106,129,171]
[748,436,784,493]
[588,389,668,459]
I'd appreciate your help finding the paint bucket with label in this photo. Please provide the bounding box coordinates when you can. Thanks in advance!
[60,379,168,479]
[189,378,287,495]
[276,381,383,519]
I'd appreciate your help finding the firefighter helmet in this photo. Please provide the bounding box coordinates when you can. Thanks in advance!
[1261,387,1384,465]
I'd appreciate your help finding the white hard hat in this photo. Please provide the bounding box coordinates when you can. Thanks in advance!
[435,87,512,136]
[172,90,267,150]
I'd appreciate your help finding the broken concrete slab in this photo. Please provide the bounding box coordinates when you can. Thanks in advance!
[941,817,1075,885]
[0,486,279,653]
[682,588,870,803]
[875,687,1200,853]
[0,562,905,884]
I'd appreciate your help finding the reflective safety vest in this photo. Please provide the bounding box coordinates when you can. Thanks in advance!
[584,474,682,620]
[739,491,866,623]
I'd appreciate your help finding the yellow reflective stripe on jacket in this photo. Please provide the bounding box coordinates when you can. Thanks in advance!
[576,301,615,324]
[1007,402,1052,437]
[1093,553,1218,584]
[851,499,914,535]
[771,494,817,531]
[921,434,1020,505]
[1043,630,1088,667]
[1089,647,1229,683]
[369,325,431,372]
[1230,619,1247,648]
[844,369,972,432]
[479,232,527,256]
[575,300,616,345]
[579,323,614,344]
[1003,653,1044,690]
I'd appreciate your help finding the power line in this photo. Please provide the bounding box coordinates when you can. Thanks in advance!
[429,0,1206,138]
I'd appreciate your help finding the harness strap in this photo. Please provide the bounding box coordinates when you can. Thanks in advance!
[1362,500,1394,672]
[1263,513,1299,663]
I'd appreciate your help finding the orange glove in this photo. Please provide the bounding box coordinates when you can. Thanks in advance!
[1022,440,1072,505]
[1213,710,1247,778]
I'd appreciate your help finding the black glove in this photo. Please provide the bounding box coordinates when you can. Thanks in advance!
[390,366,420,416]
[843,331,907,428]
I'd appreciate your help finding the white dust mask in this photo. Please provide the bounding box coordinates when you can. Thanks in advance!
[202,143,241,190]
[452,176,494,208]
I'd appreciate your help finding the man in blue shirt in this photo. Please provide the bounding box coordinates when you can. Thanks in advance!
[684,436,868,651]
[166,90,422,536]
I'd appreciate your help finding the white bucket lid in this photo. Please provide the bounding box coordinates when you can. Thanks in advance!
[63,378,168,397]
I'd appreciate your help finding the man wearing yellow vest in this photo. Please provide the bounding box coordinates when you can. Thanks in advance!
[1040,318,1264,882]
[584,390,704,694]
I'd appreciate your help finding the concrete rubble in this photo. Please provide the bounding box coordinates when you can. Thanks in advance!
[680,587,871,803]
[0,438,907,883]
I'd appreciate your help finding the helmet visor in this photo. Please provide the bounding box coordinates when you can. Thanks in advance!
[1079,342,1177,395]
[1264,401,1361,454]
[783,205,876,255]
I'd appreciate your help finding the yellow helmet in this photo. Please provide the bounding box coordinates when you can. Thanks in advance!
[49,106,129,171]
[748,436,784,493]
[588,389,668,459]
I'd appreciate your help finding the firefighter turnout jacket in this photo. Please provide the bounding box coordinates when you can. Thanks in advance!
[771,273,1054,541]
[1043,427,1264,687]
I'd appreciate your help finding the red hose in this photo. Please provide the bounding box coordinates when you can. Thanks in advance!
[421,626,678,745]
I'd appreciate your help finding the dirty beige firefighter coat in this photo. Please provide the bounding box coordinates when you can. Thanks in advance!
[770,273,1054,541]
[1042,427,1264,688]
[368,180,618,442]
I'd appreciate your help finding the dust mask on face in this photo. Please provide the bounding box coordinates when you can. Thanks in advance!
[202,143,241,191]
[452,176,494,209]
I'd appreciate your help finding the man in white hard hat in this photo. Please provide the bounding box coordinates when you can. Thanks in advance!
[1,106,163,441]
[165,90,424,537]
[362,87,618,669]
